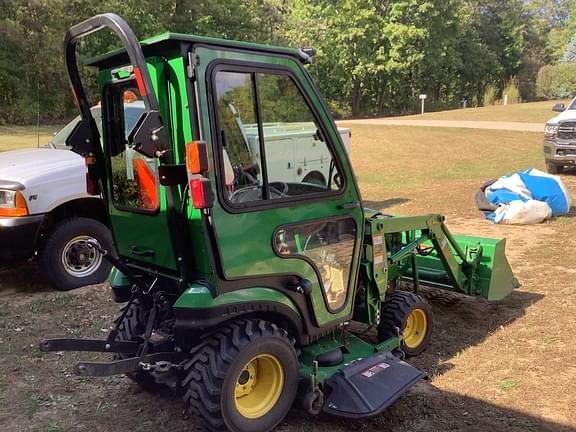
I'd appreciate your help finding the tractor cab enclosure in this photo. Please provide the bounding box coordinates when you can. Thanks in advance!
[79,28,363,337]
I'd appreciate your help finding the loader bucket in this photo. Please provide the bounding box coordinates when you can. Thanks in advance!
[415,235,519,300]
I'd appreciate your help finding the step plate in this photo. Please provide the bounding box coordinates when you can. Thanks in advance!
[323,351,425,418]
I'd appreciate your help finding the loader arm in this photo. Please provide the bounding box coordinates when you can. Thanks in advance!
[364,212,518,302]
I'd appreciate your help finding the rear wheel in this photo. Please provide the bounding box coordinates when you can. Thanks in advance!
[182,319,298,432]
[378,291,433,356]
[114,299,165,392]
[546,163,563,175]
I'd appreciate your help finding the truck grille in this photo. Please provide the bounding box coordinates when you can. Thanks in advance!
[558,122,576,141]
[558,148,576,156]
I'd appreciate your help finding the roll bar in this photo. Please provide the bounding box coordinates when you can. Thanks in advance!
[64,13,167,158]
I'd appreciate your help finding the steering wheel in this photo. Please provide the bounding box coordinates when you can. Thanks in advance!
[269,181,289,197]
[229,182,289,204]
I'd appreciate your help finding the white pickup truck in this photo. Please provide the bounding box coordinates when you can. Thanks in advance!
[0,102,350,290]
[0,104,143,290]
[544,97,576,174]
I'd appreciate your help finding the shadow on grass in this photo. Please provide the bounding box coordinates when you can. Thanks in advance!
[349,288,543,378]
[407,289,544,377]
[284,381,575,432]
[0,260,52,296]
[68,369,574,432]
[363,197,410,210]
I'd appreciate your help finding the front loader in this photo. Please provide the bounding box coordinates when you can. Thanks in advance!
[40,14,518,432]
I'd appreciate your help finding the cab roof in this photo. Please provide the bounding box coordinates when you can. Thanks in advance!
[85,32,311,68]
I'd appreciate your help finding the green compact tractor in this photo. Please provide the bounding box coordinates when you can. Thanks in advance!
[40,14,518,432]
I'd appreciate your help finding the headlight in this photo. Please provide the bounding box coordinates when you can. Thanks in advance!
[544,124,559,138]
[0,189,29,217]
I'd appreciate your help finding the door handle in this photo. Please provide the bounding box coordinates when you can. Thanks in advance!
[337,202,360,210]
[130,246,155,257]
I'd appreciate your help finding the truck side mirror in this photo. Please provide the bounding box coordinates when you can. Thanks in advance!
[552,103,565,112]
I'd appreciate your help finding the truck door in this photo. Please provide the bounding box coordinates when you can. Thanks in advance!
[196,49,364,327]
[101,76,177,271]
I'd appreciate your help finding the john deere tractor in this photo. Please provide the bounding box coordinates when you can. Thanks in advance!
[40,14,518,432]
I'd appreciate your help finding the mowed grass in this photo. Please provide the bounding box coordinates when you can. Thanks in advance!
[341,123,543,200]
[0,121,574,431]
[0,125,60,152]
[395,99,571,123]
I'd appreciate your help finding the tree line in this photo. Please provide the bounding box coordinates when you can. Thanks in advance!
[0,0,575,124]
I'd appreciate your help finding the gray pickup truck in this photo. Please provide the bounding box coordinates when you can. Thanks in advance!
[544,97,576,174]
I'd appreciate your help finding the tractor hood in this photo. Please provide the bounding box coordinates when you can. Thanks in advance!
[0,148,83,188]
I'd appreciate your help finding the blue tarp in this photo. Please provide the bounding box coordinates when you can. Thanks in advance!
[517,169,570,215]
[482,169,571,224]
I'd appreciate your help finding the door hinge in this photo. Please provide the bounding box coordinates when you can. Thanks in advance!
[187,51,199,80]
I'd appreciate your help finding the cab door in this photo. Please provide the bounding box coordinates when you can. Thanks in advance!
[100,65,177,271]
[195,47,364,327]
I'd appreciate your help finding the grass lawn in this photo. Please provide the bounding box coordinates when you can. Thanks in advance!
[1,120,575,431]
[392,99,571,123]
[341,123,544,205]
[0,125,61,152]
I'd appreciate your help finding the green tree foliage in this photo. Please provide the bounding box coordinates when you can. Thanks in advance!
[0,0,282,125]
[536,63,576,98]
[561,34,576,63]
[0,0,573,124]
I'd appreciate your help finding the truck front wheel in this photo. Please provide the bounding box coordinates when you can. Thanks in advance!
[39,217,113,291]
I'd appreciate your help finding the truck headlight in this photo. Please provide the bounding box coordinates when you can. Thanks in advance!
[544,124,559,138]
[0,190,29,217]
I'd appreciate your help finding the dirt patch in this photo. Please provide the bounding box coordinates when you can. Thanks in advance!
[1,127,575,431]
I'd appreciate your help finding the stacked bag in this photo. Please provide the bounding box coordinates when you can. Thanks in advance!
[476,169,572,224]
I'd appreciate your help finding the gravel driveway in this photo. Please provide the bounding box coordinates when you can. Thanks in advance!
[342,118,544,132]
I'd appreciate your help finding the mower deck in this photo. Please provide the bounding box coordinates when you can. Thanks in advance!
[323,351,425,418]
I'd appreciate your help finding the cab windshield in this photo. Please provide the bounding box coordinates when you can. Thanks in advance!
[49,102,144,148]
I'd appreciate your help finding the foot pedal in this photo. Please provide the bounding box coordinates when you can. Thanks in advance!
[322,351,424,418]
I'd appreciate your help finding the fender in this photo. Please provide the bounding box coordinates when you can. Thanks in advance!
[173,285,309,344]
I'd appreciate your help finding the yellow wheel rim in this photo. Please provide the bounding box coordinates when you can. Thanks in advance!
[234,354,284,419]
[403,308,428,349]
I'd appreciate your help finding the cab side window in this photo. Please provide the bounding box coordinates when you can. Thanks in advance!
[214,71,261,203]
[107,87,159,212]
[213,69,343,207]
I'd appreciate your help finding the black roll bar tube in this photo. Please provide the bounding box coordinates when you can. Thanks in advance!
[64,13,168,158]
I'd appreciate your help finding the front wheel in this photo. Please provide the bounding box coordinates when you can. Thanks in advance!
[39,217,113,291]
[183,319,299,432]
[378,291,433,356]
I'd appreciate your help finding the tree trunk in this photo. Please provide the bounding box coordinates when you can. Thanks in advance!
[351,80,361,117]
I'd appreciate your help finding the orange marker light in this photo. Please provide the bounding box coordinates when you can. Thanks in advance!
[185,141,209,174]
[0,191,29,217]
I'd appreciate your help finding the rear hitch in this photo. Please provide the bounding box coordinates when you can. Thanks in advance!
[75,352,178,377]
[39,338,139,355]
